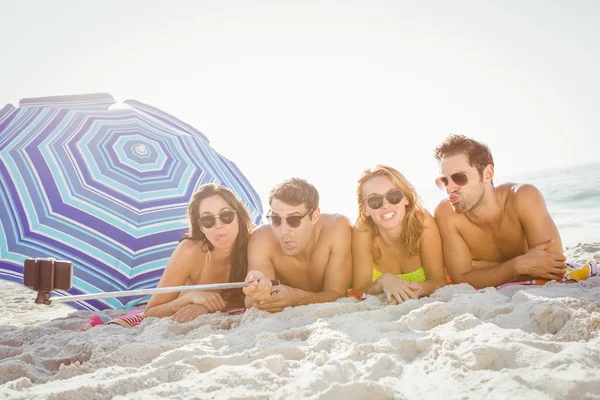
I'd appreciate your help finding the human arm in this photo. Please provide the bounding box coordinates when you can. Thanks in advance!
[415,211,448,295]
[351,225,378,294]
[170,304,210,323]
[243,226,278,308]
[514,184,562,251]
[144,241,226,318]
[296,216,352,305]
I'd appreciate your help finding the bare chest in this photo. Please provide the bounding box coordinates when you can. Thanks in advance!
[459,216,528,261]
[272,246,329,292]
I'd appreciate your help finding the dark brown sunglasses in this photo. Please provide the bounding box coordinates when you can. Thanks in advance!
[266,209,313,228]
[435,172,469,190]
[198,210,237,229]
[365,189,404,210]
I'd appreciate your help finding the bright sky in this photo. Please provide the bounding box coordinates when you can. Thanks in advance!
[2,0,599,221]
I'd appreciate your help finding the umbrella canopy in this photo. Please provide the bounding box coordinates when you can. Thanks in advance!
[0,93,263,310]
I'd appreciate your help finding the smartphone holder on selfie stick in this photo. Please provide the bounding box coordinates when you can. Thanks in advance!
[23,258,279,305]
[23,258,73,305]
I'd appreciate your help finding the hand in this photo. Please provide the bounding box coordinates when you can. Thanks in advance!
[380,273,423,304]
[254,285,299,312]
[189,290,227,312]
[171,304,210,323]
[243,270,273,302]
[516,240,567,280]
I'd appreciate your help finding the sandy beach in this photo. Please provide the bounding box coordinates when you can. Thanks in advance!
[1,243,599,400]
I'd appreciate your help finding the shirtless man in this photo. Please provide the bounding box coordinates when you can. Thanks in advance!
[433,134,567,289]
[243,178,352,312]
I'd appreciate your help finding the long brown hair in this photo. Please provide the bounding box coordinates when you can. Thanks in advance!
[180,184,253,285]
[355,165,425,259]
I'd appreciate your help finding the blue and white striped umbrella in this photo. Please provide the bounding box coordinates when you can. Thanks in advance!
[0,93,263,310]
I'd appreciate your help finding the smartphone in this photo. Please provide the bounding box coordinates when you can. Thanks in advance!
[23,258,73,291]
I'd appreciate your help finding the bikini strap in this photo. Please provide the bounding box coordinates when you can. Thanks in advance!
[198,249,210,282]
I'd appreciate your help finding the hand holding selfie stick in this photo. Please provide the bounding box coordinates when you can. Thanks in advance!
[23,258,279,305]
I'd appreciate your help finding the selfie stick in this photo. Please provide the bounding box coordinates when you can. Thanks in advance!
[22,258,279,305]
[47,280,280,304]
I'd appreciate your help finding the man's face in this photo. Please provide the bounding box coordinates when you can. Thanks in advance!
[268,199,317,256]
[439,154,485,213]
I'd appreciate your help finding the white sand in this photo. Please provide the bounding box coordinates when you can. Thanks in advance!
[1,243,599,400]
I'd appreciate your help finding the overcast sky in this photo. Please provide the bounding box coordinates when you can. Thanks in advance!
[2,0,598,220]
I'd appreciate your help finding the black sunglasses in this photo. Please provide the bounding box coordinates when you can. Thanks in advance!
[435,172,469,190]
[266,209,313,228]
[198,210,237,229]
[365,189,404,210]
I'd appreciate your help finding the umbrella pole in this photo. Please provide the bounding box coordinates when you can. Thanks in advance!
[47,280,280,304]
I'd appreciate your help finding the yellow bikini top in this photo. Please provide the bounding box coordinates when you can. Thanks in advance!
[372,266,426,283]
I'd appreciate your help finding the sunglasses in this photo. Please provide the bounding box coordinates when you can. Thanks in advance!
[198,210,237,229]
[266,209,313,228]
[365,189,404,210]
[435,172,469,190]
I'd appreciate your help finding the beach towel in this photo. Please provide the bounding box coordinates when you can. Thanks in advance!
[78,308,247,331]
[78,309,145,331]
[497,261,599,289]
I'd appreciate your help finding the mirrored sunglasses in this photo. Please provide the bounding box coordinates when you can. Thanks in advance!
[435,172,469,190]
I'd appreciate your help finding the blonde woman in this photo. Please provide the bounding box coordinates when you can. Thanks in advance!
[353,165,447,303]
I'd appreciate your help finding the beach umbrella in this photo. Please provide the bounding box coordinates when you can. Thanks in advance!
[0,93,263,311]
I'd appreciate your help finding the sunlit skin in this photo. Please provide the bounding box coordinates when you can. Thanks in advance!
[352,176,446,303]
[144,195,243,322]
[243,199,352,312]
[434,153,566,289]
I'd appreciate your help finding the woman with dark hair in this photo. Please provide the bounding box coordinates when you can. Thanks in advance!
[144,184,253,322]
[352,165,447,303]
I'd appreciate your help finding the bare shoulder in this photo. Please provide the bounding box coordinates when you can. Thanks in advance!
[433,198,457,221]
[352,222,371,243]
[249,224,278,247]
[318,214,352,250]
[504,182,546,211]
[508,182,543,198]
[320,213,352,233]
[422,209,437,228]
[176,238,206,257]
[170,239,207,271]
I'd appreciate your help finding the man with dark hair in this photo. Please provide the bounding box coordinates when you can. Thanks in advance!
[243,178,352,312]
[433,134,567,288]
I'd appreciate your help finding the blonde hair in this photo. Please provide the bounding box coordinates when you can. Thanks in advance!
[355,165,424,258]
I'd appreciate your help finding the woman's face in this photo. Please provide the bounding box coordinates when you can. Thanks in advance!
[361,175,409,230]
[197,194,240,250]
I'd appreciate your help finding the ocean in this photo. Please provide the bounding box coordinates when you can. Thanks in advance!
[417,162,600,248]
